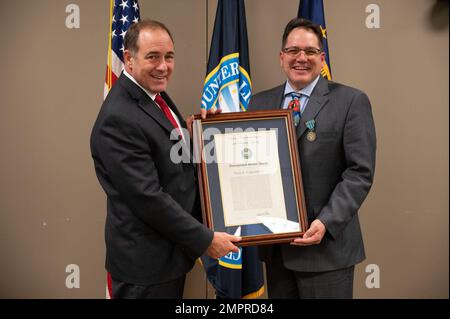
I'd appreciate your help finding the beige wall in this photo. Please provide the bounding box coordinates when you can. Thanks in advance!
[0,0,447,298]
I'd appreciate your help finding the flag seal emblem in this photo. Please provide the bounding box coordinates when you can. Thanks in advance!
[201,53,252,113]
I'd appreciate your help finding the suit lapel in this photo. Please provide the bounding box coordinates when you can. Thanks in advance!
[297,77,330,138]
[271,85,285,109]
[139,98,177,135]
[118,73,179,135]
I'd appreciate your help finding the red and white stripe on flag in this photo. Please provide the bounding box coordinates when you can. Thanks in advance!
[104,0,140,99]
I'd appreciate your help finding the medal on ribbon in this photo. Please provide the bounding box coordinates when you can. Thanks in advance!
[305,119,316,142]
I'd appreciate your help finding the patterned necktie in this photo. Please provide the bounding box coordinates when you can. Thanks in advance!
[154,94,182,138]
[287,93,301,126]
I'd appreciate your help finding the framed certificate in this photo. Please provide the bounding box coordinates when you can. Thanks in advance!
[193,109,308,246]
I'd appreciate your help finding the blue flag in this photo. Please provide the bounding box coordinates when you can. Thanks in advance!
[298,0,332,79]
[200,0,264,299]
[201,0,252,112]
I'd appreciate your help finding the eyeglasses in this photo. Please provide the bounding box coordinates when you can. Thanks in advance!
[282,46,322,57]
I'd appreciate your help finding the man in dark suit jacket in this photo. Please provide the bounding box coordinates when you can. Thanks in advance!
[248,18,376,298]
[90,20,240,298]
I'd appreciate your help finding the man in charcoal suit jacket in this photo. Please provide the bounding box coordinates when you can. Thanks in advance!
[248,18,376,299]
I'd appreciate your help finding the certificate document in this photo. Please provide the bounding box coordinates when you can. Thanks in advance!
[214,129,288,227]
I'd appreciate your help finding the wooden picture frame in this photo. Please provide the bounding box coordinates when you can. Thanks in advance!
[193,109,308,246]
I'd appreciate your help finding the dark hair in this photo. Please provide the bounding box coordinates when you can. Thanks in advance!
[282,18,323,50]
[124,19,174,54]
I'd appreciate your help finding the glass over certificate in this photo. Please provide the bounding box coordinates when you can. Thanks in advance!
[214,130,288,227]
[193,109,308,246]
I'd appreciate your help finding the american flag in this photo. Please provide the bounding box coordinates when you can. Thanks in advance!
[104,0,140,299]
[104,0,140,99]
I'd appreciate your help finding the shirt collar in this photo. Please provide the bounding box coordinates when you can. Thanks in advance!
[123,70,157,101]
[284,75,321,98]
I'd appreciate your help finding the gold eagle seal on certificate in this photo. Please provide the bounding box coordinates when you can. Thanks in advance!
[241,147,252,159]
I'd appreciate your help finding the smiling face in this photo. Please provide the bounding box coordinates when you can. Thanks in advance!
[124,27,174,94]
[280,28,325,91]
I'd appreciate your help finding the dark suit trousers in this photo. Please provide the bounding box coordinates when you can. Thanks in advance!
[265,247,354,299]
[111,275,186,299]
